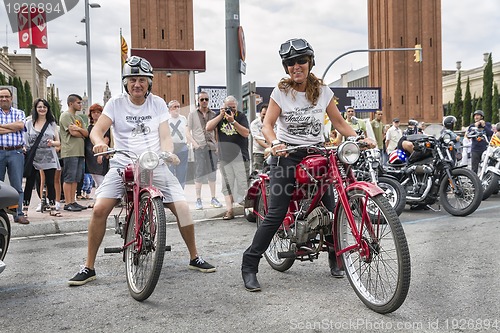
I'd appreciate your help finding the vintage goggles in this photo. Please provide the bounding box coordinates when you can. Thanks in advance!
[126,56,153,73]
[279,38,311,56]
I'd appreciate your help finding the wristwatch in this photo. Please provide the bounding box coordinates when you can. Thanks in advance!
[271,139,281,147]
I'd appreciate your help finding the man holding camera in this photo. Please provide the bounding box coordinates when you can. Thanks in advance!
[206,96,250,220]
[467,110,492,173]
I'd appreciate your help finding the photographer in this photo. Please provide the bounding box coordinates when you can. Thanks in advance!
[206,96,250,220]
[466,110,492,173]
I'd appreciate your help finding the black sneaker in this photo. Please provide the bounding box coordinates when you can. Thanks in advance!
[72,202,88,210]
[68,266,96,286]
[188,256,216,273]
[64,203,82,212]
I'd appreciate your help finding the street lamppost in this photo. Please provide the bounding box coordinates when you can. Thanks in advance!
[76,0,100,106]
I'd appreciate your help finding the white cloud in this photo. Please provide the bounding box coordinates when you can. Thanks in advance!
[0,0,499,108]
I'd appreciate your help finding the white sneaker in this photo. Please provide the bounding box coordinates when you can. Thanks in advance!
[55,202,61,211]
[36,203,42,212]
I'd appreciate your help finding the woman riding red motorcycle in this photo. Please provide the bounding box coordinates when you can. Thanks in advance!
[241,38,364,291]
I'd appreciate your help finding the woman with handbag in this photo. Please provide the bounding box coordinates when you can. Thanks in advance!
[24,99,62,215]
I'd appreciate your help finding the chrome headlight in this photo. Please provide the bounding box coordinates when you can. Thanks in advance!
[337,141,360,164]
[139,151,159,170]
[442,132,452,144]
[493,148,500,160]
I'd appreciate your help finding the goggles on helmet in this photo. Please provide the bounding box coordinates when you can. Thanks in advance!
[125,56,153,74]
[279,39,311,57]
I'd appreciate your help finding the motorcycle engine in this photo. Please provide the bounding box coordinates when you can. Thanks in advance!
[296,206,332,244]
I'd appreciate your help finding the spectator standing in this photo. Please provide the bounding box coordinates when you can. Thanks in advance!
[59,94,88,212]
[85,103,109,190]
[24,98,62,214]
[68,56,215,286]
[345,107,366,136]
[206,95,250,220]
[187,92,223,210]
[467,110,493,173]
[250,103,270,171]
[167,100,189,188]
[0,87,29,224]
[370,110,387,163]
[385,118,403,154]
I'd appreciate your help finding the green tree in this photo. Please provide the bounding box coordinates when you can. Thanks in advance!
[23,80,33,116]
[13,77,25,111]
[452,72,463,128]
[493,83,499,125]
[482,53,493,122]
[48,85,62,123]
[463,77,472,128]
[0,72,5,85]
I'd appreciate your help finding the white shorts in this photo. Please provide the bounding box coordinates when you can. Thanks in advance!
[95,164,185,203]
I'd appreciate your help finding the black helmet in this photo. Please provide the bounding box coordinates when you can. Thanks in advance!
[122,56,154,97]
[442,115,457,130]
[279,38,315,73]
[473,110,485,118]
[405,119,419,135]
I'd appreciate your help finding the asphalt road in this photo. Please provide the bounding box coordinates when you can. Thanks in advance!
[1,199,500,333]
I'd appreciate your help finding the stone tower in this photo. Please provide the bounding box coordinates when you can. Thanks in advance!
[129,0,194,107]
[368,0,442,124]
[103,81,111,105]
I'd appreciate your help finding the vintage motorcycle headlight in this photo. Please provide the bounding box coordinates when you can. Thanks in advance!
[139,151,159,170]
[337,141,360,164]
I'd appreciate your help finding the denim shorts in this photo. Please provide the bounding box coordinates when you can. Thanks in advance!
[62,157,84,183]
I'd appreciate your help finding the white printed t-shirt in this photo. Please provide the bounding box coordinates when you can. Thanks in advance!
[271,85,333,145]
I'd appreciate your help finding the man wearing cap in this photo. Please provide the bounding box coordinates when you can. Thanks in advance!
[385,118,403,154]
[467,110,492,173]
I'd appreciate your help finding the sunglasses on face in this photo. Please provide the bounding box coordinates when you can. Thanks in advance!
[279,39,310,56]
[199,98,209,102]
[284,57,309,67]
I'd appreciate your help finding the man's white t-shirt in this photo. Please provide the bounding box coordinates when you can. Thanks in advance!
[271,85,333,145]
[103,93,169,168]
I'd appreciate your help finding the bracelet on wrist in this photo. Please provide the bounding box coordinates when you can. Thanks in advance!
[230,120,236,125]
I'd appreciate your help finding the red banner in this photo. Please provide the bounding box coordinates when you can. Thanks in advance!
[18,7,48,49]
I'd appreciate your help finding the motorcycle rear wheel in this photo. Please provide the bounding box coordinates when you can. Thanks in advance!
[256,190,295,272]
[0,210,11,261]
[336,191,411,314]
[377,176,406,216]
[439,168,483,216]
[125,193,166,301]
[481,171,499,200]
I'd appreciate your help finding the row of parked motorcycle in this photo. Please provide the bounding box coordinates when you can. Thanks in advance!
[354,124,500,218]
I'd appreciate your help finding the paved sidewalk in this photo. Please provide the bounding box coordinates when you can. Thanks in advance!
[11,181,244,238]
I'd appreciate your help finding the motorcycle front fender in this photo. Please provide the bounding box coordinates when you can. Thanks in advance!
[345,181,385,197]
[140,186,163,199]
[244,175,267,209]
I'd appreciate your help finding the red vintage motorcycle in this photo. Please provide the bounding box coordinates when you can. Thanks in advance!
[245,141,411,313]
[97,148,173,302]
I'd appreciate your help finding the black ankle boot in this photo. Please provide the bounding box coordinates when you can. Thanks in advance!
[328,252,345,278]
[242,271,261,292]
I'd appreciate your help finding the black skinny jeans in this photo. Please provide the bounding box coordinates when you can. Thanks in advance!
[242,151,335,274]
[23,168,56,204]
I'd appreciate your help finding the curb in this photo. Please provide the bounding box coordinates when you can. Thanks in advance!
[11,206,244,238]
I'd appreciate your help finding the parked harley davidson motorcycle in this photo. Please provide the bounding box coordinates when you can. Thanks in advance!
[384,130,483,216]
[353,148,406,215]
[472,127,500,200]
[0,181,20,274]
[245,141,411,313]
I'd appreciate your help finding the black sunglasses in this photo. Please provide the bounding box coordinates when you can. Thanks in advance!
[284,57,309,67]
[199,98,209,102]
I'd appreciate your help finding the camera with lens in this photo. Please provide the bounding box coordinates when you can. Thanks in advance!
[223,108,232,115]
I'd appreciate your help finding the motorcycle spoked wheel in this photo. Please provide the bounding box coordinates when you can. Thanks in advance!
[481,171,499,201]
[336,191,411,314]
[256,190,295,272]
[439,168,483,217]
[0,210,11,261]
[125,193,167,301]
[377,176,406,216]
